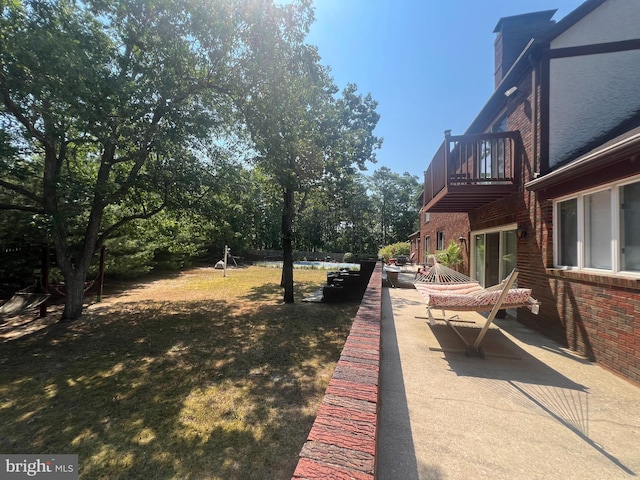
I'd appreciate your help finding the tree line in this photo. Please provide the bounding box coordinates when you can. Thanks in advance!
[0,0,420,319]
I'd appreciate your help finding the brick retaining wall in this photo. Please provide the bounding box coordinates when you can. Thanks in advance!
[292,263,382,479]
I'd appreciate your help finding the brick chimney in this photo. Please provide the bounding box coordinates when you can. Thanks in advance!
[493,10,557,88]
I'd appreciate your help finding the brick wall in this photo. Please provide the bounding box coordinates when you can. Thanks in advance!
[517,182,640,382]
[418,50,640,385]
[512,72,640,384]
[420,212,470,272]
[292,263,382,479]
[518,269,640,382]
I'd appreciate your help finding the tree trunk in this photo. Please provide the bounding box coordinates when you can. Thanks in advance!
[52,220,100,321]
[282,187,295,303]
[60,267,88,321]
[52,200,103,321]
[55,148,111,321]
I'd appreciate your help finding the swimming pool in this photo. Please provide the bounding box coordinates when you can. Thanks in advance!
[255,260,359,270]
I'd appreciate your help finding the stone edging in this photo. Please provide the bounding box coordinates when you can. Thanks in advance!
[292,263,382,479]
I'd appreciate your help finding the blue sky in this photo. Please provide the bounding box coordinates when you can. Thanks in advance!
[305,0,586,179]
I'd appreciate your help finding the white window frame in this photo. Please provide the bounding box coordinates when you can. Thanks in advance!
[553,175,640,276]
[424,212,430,223]
[436,231,445,250]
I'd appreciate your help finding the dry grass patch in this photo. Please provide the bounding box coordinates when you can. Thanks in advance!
[0,266,360,479]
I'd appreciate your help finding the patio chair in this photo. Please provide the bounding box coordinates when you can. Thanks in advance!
[414,265,539,358]
[384,265,400,288]
[414,264,432,280]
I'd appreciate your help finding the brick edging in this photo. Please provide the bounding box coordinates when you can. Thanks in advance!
[292,264,382,479]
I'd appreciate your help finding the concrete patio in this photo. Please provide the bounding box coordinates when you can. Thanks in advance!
[377,277,640,480]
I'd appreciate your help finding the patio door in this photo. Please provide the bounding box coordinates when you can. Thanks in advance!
[472,227,517,287]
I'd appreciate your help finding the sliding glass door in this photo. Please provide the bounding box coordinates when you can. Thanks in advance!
[472,227,517,287]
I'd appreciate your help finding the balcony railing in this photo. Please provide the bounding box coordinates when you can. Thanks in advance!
[423,131,521,212]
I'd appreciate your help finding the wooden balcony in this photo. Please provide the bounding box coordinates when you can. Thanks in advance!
[423,131,521,212]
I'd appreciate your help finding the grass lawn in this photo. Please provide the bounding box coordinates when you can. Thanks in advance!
[0,266,360,479]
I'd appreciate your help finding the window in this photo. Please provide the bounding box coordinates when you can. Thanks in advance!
[437,231,445,250]
[585,190,611,269]
[424,212,430,223]
[478,115,508,180]
[621,182,640,271]
[492,115,508,133]
[558,198,577,266]
[424,236,430,257]
[555,178,640,274]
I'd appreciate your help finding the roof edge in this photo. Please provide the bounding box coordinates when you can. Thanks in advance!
[493,10,557,33]
[526,130,640,191]
[540,0,608,43]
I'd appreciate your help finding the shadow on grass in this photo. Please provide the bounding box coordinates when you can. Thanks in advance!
[243,282,283,302]
[0,292,358,479]
[99,269,188,298]
[243,277,325,303]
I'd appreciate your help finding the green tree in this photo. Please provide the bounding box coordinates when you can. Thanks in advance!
[297,172,378,256]
[245,168,284,250]
[0,0,308,319]
[244,20,382,303]
[338,174,382,255]
[369,167,421,245]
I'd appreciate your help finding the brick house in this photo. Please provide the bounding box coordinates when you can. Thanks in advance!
[418,0,640,383]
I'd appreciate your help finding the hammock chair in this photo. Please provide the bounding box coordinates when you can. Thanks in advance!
[414,261,539,358]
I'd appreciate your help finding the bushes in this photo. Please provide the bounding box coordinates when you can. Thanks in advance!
[378,242,410,263]
[343,252,355,263]
[434,240,462,267]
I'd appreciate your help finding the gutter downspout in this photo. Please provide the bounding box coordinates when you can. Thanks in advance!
[532,65,538,177]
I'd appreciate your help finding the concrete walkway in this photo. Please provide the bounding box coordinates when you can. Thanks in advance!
[377,282,640,480]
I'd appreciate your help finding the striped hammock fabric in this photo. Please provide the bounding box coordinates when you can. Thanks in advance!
[414,260,539,315]
[415,260,477,285]
[414,283,533,309]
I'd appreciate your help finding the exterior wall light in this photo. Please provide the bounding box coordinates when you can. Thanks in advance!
[516,226,527,239]
[505,86,519,97]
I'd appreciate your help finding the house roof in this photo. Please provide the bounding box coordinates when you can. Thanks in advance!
[464,0,608,135]
[526,121,640,191]
[493,10,557,33]
[464,39,535,134]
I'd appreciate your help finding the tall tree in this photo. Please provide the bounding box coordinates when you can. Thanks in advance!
[244,35,382,302]
[295,172,378,256]
[370,167,421,245]
[0,0,307,319]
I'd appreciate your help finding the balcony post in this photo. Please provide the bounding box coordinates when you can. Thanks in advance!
[444,130,451,186]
